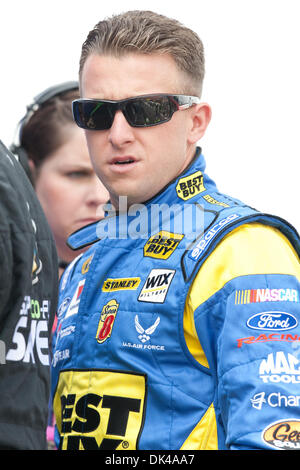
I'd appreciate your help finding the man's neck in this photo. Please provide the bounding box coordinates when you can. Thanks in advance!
[109,145,200,211]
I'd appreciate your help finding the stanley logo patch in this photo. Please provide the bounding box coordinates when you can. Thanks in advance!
[144,231,184,260]
[96,299,119,344]
[176,171,206,201]
[102,278,140,292]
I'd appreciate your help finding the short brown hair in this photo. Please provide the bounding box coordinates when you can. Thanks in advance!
[79,10,205,96]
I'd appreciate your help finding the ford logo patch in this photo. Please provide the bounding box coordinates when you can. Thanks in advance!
[247,311,298,331]
[57,297,71,318]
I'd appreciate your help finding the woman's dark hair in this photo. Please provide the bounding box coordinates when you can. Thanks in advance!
[21,88,79,168]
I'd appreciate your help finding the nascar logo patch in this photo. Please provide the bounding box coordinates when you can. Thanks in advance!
[235,288,299,304]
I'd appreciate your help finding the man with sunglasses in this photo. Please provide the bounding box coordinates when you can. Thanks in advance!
[51,11,300,451]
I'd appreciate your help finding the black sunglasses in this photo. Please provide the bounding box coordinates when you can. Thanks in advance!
[72,94,200,130]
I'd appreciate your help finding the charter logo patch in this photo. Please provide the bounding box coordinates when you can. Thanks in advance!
[102,278,140,292]
[144,231,184,260]
[138,269,175,303]
[235,288,299,304]
[251,391,300,410]
[54,369,147,450]
[176,171,205,200]
[262,420,300,450]
[96,299,119,344]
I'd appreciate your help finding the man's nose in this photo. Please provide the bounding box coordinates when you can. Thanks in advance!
[108,110,135,147]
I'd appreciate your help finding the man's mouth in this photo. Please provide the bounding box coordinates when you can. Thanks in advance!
[111,156,136,165]
[115,159,135,164]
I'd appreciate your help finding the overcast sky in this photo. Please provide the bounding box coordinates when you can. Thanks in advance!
[1,0,300,229]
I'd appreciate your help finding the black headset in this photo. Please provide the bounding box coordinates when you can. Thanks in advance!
[10,81,79,183]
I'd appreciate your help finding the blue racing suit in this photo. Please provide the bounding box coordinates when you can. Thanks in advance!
[51,149,300,450]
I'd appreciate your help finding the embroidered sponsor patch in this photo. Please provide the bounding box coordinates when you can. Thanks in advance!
[53,369,147,450]
[96,299,119,344]
[134,315,160,343]
[176,171,206,200]
[122,315,165,351]
[259,351,300,384]
[57,297,71,319]
[138,269,175,303]
[251,391,300,410]
[237,332,300,348]
[81,254,94,274]
[203,194,229,207]
[262,419,300,450]
[144,231,184,260]
[102,278,140,292]
[65,279,85,319]
[235,288,299,304]
[189,213,240,261]
[246,311,298,331]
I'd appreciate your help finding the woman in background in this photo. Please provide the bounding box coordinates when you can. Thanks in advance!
[11,82,109,274]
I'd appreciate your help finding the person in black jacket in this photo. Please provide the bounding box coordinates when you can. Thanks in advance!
[0,140,58,449]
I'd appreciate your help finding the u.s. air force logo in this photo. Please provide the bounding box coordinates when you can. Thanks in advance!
[53,369,147,450]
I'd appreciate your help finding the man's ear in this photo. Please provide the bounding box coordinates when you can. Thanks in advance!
[188,103,212,144]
